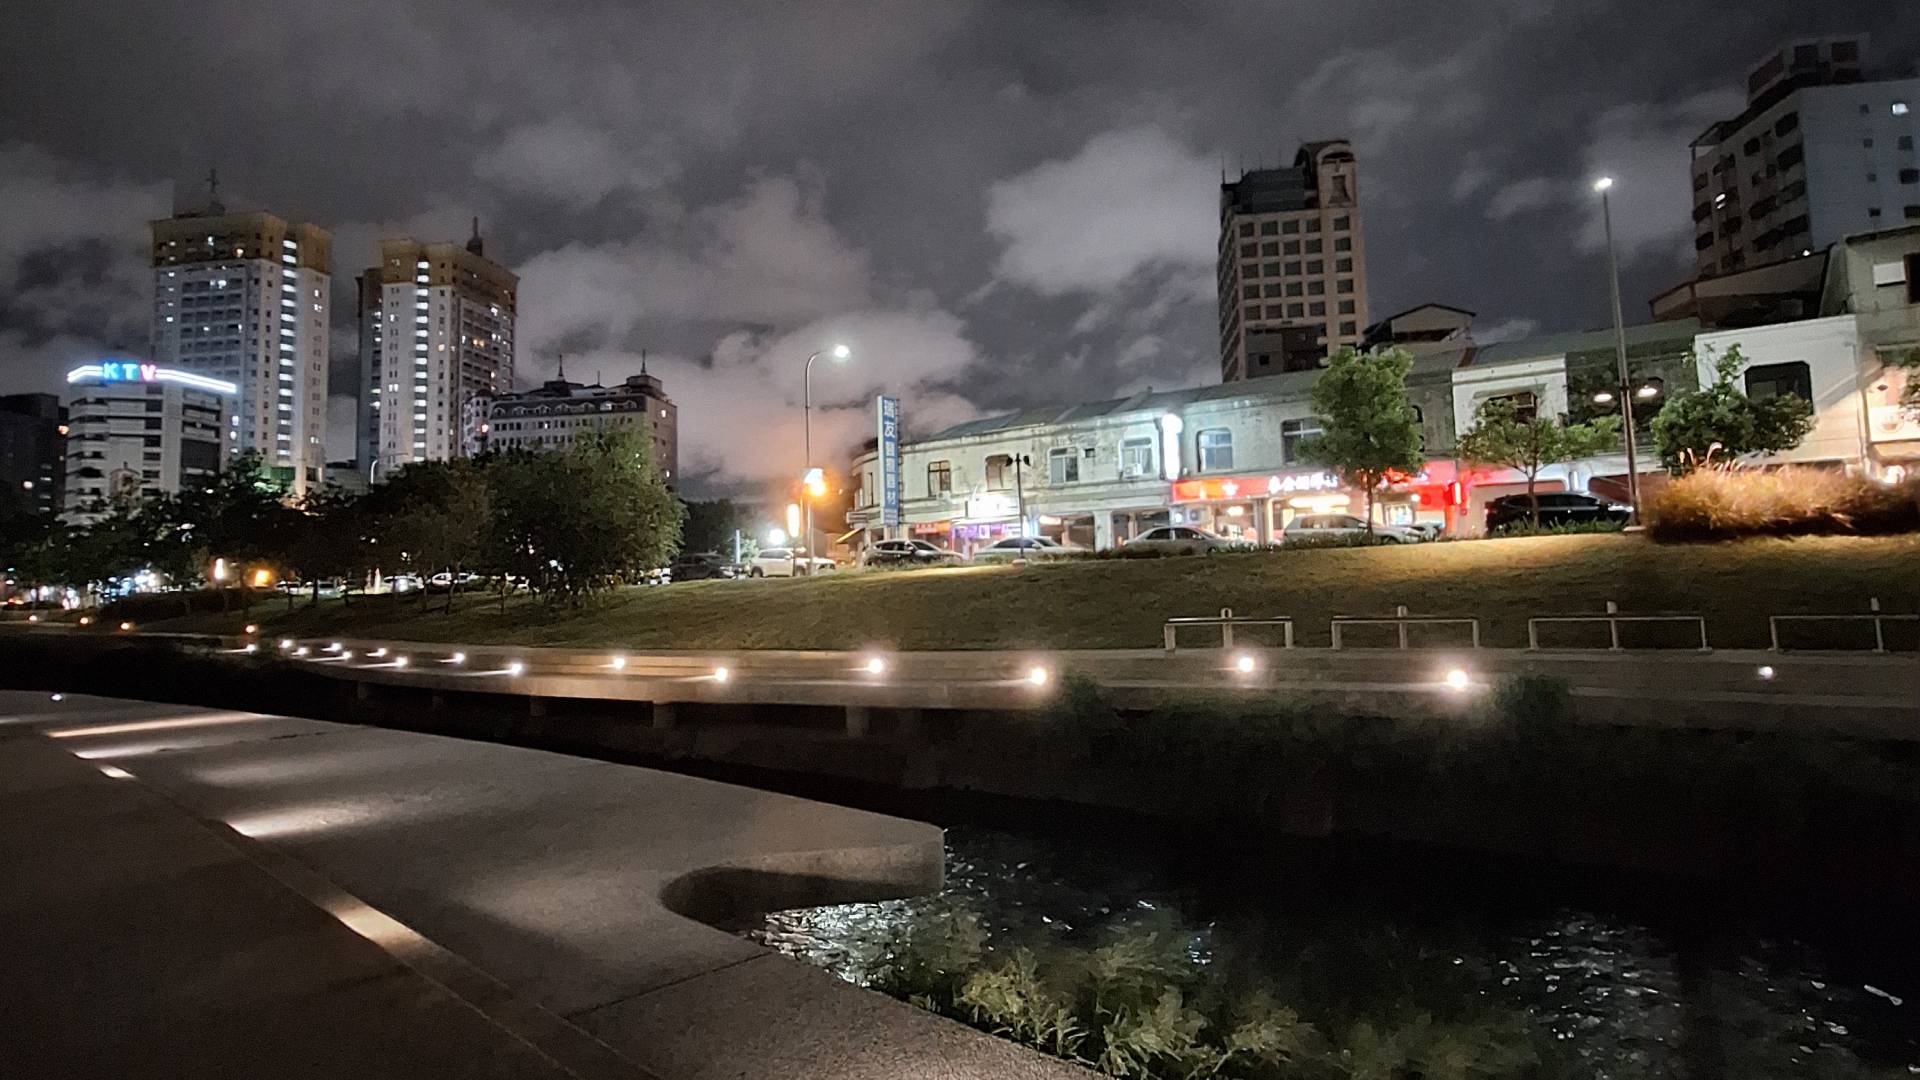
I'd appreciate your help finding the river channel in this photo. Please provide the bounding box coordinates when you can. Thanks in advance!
[750,822,1917,1078]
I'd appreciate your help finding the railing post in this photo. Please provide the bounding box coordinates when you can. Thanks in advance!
[1283,620,1295,649]
[1470,619,1482,649]
[1606,601,1621,651]
[1696,617,1711,653]
[1396,605,1409,650]
[1163,622,1177,653]
[1527,618,1540,651]
[1768,616,1782,652]
[1331,621,1343,650]
[1871,596,1886,653]
[1220,608,1234,649]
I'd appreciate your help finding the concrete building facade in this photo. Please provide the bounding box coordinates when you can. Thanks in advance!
[1217,141,1370,382]
[150,205,329,494]
[0,393,65,517]
[485,372,678,486]
[1690,35,1920,278]
[362,225,517,477]
[62,362,234,522]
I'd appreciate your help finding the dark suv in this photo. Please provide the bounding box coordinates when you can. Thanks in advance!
[668,551,740,582]
[1485,492,1630,533]
[858,538,963,568]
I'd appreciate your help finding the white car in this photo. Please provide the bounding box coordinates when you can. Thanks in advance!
[749,547,837,577]
[1281,513,1420,544]
[968,536,1086,562]
[1122,526,1241,556]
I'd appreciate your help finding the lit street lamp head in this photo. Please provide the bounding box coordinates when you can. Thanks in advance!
[831,344,851,361]
[1592,176,1614,192]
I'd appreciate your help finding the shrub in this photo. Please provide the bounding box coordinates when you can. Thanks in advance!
[1487,518,1625,537]
[1644,466,1920,541]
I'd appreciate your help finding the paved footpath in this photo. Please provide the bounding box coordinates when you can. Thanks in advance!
[0,691,1087,1079]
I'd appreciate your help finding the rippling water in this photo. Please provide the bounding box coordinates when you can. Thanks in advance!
[750,825,1917,1077]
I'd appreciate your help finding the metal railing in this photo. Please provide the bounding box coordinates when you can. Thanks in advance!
[1330,606,1480,650]
[1769,598,1919,653]
[1163,608,1294,651]
[1527,601,1709,652]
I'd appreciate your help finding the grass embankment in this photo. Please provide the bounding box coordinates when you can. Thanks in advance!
[127,532,1920,651]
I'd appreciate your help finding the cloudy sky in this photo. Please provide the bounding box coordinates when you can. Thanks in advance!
[1,0,1913,496]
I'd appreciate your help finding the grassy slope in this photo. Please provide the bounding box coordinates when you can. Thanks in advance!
[142,533,1920,651]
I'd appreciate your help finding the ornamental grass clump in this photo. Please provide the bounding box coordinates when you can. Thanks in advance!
[1645,466,1920,541]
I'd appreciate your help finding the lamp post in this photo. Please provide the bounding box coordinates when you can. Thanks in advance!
[1594,176,1642,524]
[802,344,851,574]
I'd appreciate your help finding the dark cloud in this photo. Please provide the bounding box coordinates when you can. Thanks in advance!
[2,0,1914,492]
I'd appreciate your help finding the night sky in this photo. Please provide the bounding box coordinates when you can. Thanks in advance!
[1,1,1914,495]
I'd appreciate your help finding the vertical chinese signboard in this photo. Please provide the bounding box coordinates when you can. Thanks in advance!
[877,395,901,528]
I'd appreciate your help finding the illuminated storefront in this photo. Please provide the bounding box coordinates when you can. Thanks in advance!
[1169,463,1464,539]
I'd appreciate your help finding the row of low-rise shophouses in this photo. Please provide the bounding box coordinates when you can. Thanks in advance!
[845,225,1920,553]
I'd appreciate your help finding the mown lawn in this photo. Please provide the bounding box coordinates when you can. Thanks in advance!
[129,532,1920,651]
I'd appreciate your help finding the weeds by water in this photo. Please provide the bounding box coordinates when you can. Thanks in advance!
[869,909,1546,1078]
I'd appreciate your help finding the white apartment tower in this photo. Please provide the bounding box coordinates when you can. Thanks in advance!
[362,224,517,476]
[150,194,330,494]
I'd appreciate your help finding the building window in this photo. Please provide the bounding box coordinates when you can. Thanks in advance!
[1902,136,1916,151]
[1261,241,1280,256]
[1487,390,1539,422]
[1902,169,1920,185]
[927,459,951,496]
[1281,219,1300,234]
[1894,102,1911,116]
[1238,223,1254,237]
[1744,361,1813,402]
[1048,447,1080,484]
[985,455,1009,490]
[1334,237,1352,252]
[1259,221,1279,236]
[1120,437,1154,478]
[1283,240,1301,255]
[1338,300,1356,314]
[1281,418,1321,462]
[1197,428,1233,472]
[1332,214,1350,231]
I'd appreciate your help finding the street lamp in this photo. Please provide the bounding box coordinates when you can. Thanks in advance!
[802,344,851,575]
[1594,176,1642,525]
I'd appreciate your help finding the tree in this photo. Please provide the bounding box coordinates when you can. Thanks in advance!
[681,498,760,556]
[1294,346,1425,532]
[384,460,490,612]
[1456,399,1620,529]
[484,432,683,603]
[1650,344,1816,473]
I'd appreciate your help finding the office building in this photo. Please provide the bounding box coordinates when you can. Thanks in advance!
[62,361,234,522]
[1217,140,1371,382]
[485,370,677,486]
[1690,35,1920,278]
[0,393,65,516]
[362,223,517,476]
[150,190,329,494]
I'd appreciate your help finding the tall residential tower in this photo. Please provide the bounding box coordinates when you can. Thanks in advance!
[1216,141,1370,382]
[1690,35,1920,278]
[150,191,330,493]
[360,223,516,476]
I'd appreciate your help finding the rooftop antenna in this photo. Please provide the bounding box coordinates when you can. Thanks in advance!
[205,168,224,214]
[466,216,484,257]
[556,352,566,381]
[640,349,648,376]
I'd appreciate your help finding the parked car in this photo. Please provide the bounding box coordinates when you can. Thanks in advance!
[1280,513,1421,544]
[1485,492,1630,533]
[1122,526,1241,556]
[858,538,964,568]
[749,547,836,577]
[669,551,740,582]
[968,536,1086,562]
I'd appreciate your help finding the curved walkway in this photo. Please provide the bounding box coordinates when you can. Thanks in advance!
[0,691,1088,1079]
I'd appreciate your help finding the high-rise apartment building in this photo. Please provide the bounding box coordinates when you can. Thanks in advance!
[150,194,329,494]
[1690,35,1920,278]
[0,393,65,516]
[1217,141,1370,382]
[360,223,516,476]
[62,361,234,522]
